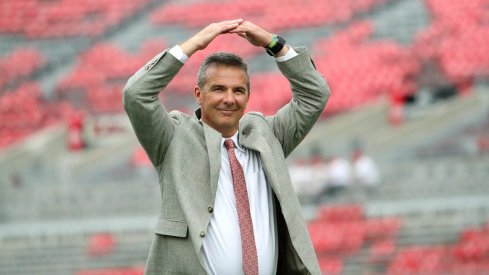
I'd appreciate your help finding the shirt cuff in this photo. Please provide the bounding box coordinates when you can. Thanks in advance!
[275,46,298,62]
[168,45,189,63]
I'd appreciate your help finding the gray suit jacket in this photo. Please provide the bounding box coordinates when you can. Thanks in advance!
[123,46,330,274]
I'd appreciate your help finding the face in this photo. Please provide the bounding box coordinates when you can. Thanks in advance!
[194,65,250,137]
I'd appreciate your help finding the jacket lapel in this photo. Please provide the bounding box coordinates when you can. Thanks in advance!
[239,125,280,195]
[203,123,222,206]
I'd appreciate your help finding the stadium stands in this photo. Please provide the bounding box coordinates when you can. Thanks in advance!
[150,0,391,31]
[0,48,45,91]
[1,0,489,274]
[308,204,489,274]
[0,0,150,38]
[0,82,78,149]
[414,0,489,85]
[56,39,168,114]
[313,21,420,114]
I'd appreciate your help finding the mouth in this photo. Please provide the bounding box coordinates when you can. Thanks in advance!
[218,109,236,116]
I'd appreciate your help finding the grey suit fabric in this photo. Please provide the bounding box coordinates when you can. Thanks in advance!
[123,46,330,274]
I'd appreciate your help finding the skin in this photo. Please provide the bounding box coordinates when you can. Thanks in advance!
[194,65,249,137]
[180,19,289,137]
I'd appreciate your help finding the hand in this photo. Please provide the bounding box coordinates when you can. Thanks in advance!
[229,21,273,48]
[180,19,243,56]
[230,21,288,56]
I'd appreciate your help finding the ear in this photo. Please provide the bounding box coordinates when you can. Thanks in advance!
[194,85,202,105]
[244,89,250,105]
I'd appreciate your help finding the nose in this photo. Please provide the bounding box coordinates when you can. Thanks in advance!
[222,90,236,105]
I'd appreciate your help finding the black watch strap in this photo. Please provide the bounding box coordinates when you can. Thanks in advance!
[265,35,286,56]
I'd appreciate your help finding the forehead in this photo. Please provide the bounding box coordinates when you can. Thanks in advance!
[203,65,248,88]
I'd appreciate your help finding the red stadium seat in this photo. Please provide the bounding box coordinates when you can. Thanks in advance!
[76,267,144,275]
[150,0,389,32]
[87,233,116,256]
[387,246,447,275]
[0,0,150,38]
[318,256,343,275]
[0,82,76,149]
[365,217,402,240]
[317,204,365,222]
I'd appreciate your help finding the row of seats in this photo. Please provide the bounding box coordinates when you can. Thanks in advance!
[0,48,45,91]
[57,20,420,118]
[150,0,389,31]
[0,0,149,38]
[310,219,401,253]
[2,0,488,149]
[312,21,419,114]
[311,204,489,274]
[0,82,78,149]
[77,268,144,275]
[308,204,402,274]
[58,41,166,91]
[414,0,489,83]
[388,223,489,274]
[57,40,167,114]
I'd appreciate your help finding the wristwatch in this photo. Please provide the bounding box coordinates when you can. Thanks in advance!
[265,35,286,56]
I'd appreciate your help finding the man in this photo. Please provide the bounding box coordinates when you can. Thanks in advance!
[123,19,330,274]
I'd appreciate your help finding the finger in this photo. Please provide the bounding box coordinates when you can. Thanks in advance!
[218,20,243,34]
[228,24,250,34]
[223,18,243,24]
[221,22,241,33]
[233,32,247,39]
[219,19,243,29]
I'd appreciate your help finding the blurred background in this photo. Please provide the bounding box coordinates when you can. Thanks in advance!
[1,0,488,274]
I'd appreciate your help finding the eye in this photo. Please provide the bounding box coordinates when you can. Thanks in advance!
[212,86,224,92]
[235,89,246,94]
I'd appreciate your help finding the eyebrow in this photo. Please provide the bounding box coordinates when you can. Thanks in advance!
[208,84,247,90]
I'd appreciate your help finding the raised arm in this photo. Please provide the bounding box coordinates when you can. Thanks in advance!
[271,47,330,157]
[230,21,330,157]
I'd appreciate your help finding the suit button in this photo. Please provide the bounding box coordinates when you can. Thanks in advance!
[208,206,213,213]
[200,231,206,237]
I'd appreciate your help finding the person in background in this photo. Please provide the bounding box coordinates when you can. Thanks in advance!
[352,148,381,189]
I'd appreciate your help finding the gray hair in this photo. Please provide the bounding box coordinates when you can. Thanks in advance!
[197,52,250,91]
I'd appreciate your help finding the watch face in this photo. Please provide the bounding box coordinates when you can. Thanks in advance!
[265,35,286,56]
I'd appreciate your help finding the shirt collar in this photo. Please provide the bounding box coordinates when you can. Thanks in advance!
[221,132,245,152]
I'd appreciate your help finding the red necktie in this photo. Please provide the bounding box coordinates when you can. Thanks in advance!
[224,139,259,275]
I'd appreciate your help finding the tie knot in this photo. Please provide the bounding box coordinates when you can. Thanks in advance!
[224,139,235,150]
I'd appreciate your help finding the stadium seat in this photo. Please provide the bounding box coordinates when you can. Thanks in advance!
[76,267,144,275]
[0,0,150,38]
[368,239,397,263]
[150,0,390,32]
[87,233,116,256]
[0,48,45,91]
[387,246,447,275]
[318,256,343,275]
[0,82,74,149]
[317,204,365,222]
[365,217,402,240]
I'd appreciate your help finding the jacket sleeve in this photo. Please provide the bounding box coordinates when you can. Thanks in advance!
[267,46,331,157]
[122,50,184,167]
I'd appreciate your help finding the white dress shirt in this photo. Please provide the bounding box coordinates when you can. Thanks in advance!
[168,44,298,274]
[200,134,277,275]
